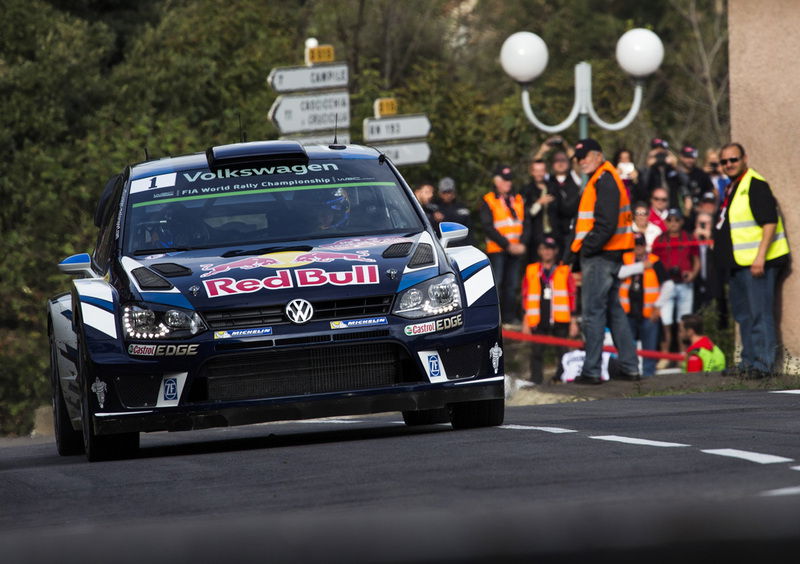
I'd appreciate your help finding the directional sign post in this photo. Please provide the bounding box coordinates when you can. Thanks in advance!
[372,142,431,166]
[269,90,350,135]
[268,63,349,93]
[363,114,431,143]
[364,98,431,166]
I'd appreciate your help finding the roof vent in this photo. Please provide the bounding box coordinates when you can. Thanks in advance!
[206,141,308,171]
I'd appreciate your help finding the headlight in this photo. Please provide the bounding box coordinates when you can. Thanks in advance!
[123,304,206,339]
[393,274,462,319]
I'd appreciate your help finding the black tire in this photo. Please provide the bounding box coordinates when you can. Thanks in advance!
[78,336,139,462]
[50,330,84,456]
[402,408,451,426]
[449,398,505,430]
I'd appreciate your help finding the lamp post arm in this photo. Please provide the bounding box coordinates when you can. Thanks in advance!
[586,80,645,132]
[520,87,581,134]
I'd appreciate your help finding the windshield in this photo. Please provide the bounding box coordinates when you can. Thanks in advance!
[123,158,423,255]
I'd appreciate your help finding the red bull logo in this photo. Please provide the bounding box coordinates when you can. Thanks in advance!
[200,256,279,278]
[293,250,374,263]
[203,265,380,298]
[319,237,410,251]
[200,249,373,278]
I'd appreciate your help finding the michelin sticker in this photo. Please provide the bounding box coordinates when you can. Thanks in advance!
[404,314,463,336]
[214,327,273,339]
[330,317,388,330]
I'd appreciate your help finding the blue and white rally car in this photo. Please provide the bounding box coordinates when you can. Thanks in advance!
[48,141,504,461]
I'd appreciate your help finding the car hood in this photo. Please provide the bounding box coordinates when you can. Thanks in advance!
[124,233,442,311]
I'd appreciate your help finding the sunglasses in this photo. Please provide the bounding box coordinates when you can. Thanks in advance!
[634,211,648,216]
[666,217,682,222]
[651,197,668,202]
[720,157,740,165]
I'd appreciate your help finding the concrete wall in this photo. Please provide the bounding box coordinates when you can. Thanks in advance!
[729,0,800,372]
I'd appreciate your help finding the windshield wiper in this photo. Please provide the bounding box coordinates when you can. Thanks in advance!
[132,247,191,256]
[221,245,313,258]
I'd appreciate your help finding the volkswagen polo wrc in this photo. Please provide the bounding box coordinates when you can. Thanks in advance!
[48,141,504,461]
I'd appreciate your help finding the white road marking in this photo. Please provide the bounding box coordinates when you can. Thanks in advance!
[701,448,793,464]
[791,466,800,472]
[589,435,690,448]
[760,486,800,497]
[500,425,577,433]
[770,389,800,394]
[294,419,366,424]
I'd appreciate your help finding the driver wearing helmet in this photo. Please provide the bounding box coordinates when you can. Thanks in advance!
[315,187,351,231]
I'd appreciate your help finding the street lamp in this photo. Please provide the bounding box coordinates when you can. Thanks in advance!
[500,28,664,139]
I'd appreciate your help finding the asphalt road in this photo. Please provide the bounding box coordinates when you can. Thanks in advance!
[2,389,800,563]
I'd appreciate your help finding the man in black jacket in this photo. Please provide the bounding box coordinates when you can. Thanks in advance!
[566,138,640,384]
[547,150,581,254]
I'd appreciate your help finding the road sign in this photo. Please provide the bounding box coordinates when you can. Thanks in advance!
[372,142,430,166]
[373,97,398,118]
[305,44,335,66]
[269,90,350,134]
[363,114,431,142]
[268,63,349,93]
[280,132,351,146]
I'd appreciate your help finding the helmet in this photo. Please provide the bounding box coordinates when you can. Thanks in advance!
[314,187,351,230]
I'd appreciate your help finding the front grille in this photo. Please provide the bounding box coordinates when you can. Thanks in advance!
[114,373,162,408]
[196,343,416,402]
[204,295,394,330]
[205,305,284,329]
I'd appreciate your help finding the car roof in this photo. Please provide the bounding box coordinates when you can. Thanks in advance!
[129,143,383,181]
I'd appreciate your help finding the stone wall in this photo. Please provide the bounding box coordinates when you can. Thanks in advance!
[729,0,800,372]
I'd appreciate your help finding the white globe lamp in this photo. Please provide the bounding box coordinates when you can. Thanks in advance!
[500,31,549,83]
[615,28,664,78]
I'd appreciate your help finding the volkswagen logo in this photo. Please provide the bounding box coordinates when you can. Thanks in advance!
[285,298,314,324]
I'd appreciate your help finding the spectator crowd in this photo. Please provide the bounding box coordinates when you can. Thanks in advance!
[414,136,790,384]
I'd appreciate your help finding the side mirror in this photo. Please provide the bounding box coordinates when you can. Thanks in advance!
[439,222,468,248]
[58,253,95,277]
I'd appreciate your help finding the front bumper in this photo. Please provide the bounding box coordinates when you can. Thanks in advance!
[93,377,504,435]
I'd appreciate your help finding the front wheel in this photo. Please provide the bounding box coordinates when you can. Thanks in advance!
[449,398,505,429]
[78,337,139,462]
[50,330,83,456]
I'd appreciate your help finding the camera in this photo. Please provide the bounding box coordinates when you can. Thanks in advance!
[548,136,563,146]
[669,266,682,282]
[655,152,668,166]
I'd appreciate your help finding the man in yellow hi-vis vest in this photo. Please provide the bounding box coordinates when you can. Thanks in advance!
[566,138,640,384]
[713,143,790,378]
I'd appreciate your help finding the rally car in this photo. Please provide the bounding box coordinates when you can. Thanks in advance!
[47,140,504,461]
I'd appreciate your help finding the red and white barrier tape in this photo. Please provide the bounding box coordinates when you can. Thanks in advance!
[502,329,685,361]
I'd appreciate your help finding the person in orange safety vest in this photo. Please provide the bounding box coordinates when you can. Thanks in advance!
[565,138,640,384]
[618,232,668,377]
[479,164,529,325]
[522,237,579,384]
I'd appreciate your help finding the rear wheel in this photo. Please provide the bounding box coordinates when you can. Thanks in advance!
[50,330,83,456]
[402,408,450,426]
[78,337,139,462]
[449,398,505,429]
